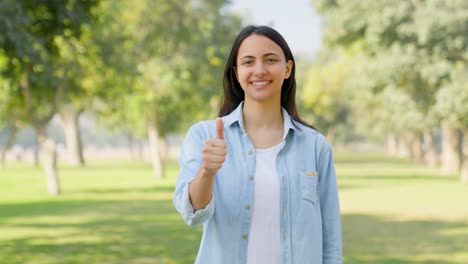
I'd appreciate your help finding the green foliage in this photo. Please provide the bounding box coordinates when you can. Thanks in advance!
[0,0,97,62]
[345,47,431,136]
[378,86,424,133]
[92,0,242,137]
[314,0,468,139]
[0,0,99,126]
[301,49,351,138]
[1,0,241,139]
[433,66,468,126]
[75,0,145,136]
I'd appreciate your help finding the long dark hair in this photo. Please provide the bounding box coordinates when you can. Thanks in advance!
[218,25,314,130]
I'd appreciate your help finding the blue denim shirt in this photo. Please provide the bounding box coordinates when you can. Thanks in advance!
[173,102,342,264]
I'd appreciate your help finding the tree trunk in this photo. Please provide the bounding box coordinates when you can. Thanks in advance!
[463,127,468,158]
[148,117,164,178]
[386,134,398,156]
[33,133,40,168]
[408,132,424,163]
[441,121,463,176]
[0,126,18,169]
[396,135,410,158]
[60,105,85,166]
[126,132,137,160]
[35,126,60,195]
[461,157,468,183]
[423,130,439,167]
[461,128,468,183]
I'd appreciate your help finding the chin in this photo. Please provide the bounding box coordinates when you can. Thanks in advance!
[246,94,278,103]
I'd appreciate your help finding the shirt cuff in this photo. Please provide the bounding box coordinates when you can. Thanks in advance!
[180,181,214,226]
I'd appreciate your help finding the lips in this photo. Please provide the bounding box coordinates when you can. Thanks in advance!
[251,80,272,90]
[252,80,270,85]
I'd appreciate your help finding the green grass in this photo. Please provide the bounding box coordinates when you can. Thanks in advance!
[1,153,467,263]
[335,153,468,264]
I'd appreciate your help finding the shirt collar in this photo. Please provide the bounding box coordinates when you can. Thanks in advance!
[222,101,302,139]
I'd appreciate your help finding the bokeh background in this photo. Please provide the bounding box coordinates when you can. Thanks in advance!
[1,0,467,263]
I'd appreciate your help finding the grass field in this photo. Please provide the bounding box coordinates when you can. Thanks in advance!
[0,153,467,264]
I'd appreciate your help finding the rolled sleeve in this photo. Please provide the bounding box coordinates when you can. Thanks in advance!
[178,182,215,226]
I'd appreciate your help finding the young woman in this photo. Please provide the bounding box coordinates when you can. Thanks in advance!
[174,25,342,264]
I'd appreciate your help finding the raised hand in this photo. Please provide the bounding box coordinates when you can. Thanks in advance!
[201,117,227,176]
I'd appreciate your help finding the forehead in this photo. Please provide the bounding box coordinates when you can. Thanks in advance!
[237,34,284,59]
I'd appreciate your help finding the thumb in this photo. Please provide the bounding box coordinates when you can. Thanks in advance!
[216,117,224,140]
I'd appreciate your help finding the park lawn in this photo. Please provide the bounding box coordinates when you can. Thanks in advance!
[336,153,468,263]
[0,153,467,264]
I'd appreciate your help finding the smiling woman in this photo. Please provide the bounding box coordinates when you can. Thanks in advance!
[173,25,342,264]
[235,34,293,104]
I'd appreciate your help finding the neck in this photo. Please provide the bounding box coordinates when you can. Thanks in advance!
[242,99,283,130]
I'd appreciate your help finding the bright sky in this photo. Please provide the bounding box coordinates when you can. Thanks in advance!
[227,0,323,59]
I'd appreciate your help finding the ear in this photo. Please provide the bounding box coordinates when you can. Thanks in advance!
[285,60,293,79]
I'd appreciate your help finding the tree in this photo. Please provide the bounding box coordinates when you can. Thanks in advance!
[433,67,468,176]
[55,0,141,166]
[0,0,98,194]
[94,0,241,178]
[314,0,468,179]
[301,49,352,145]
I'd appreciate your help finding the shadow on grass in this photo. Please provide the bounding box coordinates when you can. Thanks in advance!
[341,174,457,182]
[342,213,468,264]
[0,199,200,264]
[337,174,457,191]
[335,153,412,165]
[65,185,176,195]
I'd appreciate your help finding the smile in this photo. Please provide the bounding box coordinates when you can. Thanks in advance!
[251,81,270,85]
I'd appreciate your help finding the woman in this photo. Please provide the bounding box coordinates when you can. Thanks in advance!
[174,25,342,264]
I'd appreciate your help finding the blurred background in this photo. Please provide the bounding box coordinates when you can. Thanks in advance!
[0,0,467,263]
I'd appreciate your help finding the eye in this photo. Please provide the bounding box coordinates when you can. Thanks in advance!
[241,60,253,66]
[265,58,278,63]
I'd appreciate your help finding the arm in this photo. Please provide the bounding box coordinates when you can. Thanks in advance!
[189,167,216,210]
[173,119,226,226]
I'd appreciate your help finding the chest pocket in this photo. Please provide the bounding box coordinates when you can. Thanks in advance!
[300,171,319,204]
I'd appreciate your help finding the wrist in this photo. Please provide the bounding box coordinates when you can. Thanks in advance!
[199,166,216,179]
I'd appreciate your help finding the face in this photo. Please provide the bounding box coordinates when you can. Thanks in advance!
[235,34,293,104]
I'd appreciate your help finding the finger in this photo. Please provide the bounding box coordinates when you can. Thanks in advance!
[204,163,223,172]
[203,145,227,156]
[203,154,226,163]
[206,138,226,148]
[216,117,224,140]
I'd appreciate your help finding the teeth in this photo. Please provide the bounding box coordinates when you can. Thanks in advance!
[252,81,269,85]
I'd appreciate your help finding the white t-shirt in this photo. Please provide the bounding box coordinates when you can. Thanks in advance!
[246,141,284,264]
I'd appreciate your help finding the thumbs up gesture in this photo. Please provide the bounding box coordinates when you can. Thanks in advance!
[201,117,227,176]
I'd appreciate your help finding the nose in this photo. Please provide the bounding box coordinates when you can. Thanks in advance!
[254,62,267,76]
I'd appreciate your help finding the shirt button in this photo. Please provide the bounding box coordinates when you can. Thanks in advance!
[242,234,248,239]
[240,131,244,135]
[245,204,250,210]
[248,150,253,155]
[249,175,254,180]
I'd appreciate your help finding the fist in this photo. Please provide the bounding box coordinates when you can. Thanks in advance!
[202,118,227,175]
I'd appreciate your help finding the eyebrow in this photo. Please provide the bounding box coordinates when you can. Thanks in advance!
[239,53,280,60]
